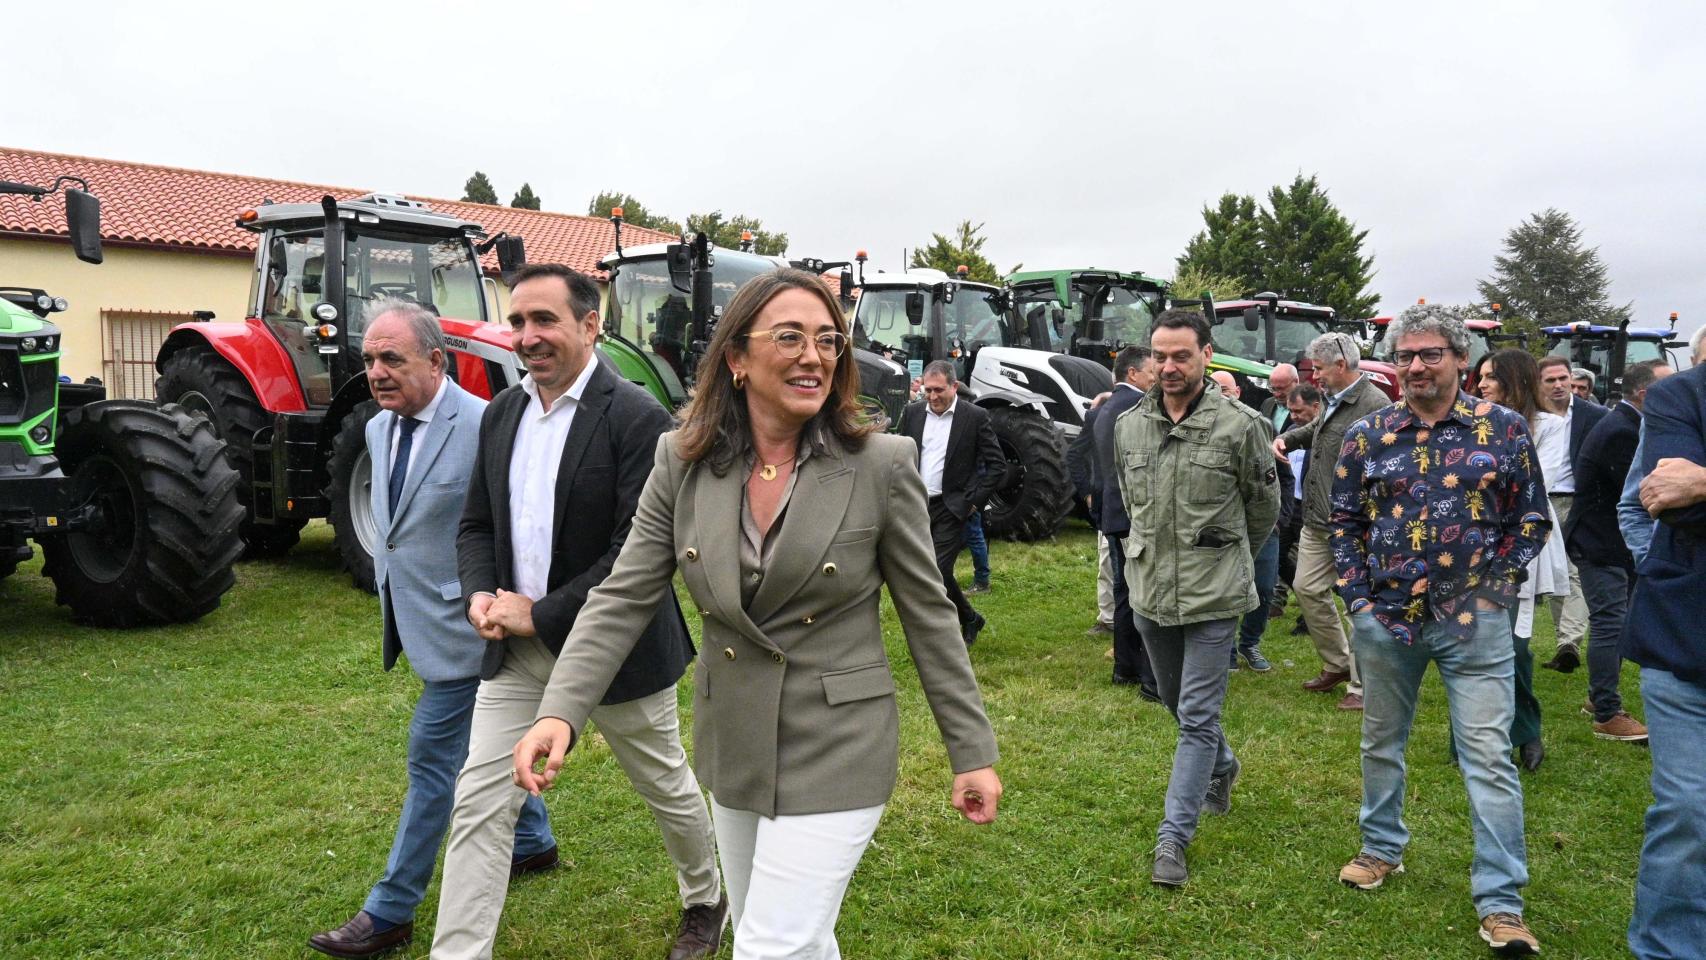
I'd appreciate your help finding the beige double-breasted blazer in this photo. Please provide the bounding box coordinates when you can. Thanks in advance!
[537,429,999,817]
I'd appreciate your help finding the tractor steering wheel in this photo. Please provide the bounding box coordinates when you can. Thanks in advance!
[367,283,419,302]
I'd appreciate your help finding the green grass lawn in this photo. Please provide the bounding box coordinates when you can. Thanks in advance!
[0,523,1650,959]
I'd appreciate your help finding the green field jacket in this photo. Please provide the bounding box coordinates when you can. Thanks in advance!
[1278,375,1390,529]
[1113,380,1281,627]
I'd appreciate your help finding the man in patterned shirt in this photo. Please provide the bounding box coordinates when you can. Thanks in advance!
[1329,303,1550,957]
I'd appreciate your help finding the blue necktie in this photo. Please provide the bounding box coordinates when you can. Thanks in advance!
[388,417,420,516]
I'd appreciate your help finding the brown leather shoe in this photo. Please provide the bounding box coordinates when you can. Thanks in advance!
[668,893,728,960]
[1593,711,1649,742]
[1302,669,1350,692]
[307,911,412,959]
[510,844,560,880]
[1479,911,1539,955]
[1336,692,1364,711]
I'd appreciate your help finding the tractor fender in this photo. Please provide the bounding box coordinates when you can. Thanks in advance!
[156,320,307,413]
[319,374,374,455]
[969,388,1051,420]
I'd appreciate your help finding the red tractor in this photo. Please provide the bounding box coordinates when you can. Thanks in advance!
[1206,294,1401,400]
[154,194,525,591]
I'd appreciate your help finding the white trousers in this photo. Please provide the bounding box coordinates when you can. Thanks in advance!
[711,798,885,960]
[432,637,719,960]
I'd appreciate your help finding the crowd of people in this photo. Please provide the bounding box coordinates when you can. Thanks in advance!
[307,264,1706,960]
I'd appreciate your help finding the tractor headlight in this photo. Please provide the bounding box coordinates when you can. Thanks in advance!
[312,302,339,322]
[51,297,68,312]
[30,425,51,444]
[20,337,37,352]
[34,294,52,310]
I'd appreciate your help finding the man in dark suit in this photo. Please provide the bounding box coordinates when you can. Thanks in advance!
[901,360,1005,645]
[1623,359,1706,959]
[308,303,555,960]
[434,265,724,960]
[1565,360,1671,743]
[1538,355,1608,671]
[1085,346,1158,696]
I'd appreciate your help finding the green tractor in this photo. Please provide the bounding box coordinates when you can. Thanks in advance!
[1004,268,1277,386]
[0,176,242,625]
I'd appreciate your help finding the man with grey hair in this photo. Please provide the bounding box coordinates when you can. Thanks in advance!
[1571,367,1598,403]
[1330,302,1547,955]
[1274,331,1386,709]
[309,301,558,959]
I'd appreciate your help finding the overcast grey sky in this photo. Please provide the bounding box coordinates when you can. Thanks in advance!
[9,0,1703,347]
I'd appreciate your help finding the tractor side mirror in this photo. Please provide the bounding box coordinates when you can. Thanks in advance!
[905,291,925,326]
[1242,306,1261,332]
[665,243,693,294]
[838,267,854,306]
[495,235,525,274]
[65,189,103,264]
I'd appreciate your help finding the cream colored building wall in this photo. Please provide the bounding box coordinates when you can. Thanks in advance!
[1,238,254,383]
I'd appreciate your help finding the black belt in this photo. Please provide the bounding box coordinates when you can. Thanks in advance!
[928,494,945,504]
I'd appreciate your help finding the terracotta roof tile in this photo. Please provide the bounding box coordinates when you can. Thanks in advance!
[0,146,674,277]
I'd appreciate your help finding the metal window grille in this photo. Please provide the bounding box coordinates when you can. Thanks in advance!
[100,310,191,400]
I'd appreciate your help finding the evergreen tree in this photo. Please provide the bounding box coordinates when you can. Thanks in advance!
[461,171,498,205]
[1175,175,1378,319]
[1167,263,1248,304]
[686,210,788,256]
[908,221,1019,285]
[510,183,541,210]
[1476,208,1631,343]
[587,191,684,235]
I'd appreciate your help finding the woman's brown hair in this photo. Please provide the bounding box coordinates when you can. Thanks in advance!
[1485,348,1543,425]
[675,268,873,473]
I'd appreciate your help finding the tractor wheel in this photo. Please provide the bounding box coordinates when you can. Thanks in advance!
[157,344,306,556]
[327,402,380,594]
[982,406,1073,542]
[39,401,243,627]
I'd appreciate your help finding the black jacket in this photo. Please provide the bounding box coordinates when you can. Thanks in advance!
[1088,384,1147,535]
[457,354,694,703]
[1566,396,1610,485]
[1624,365,1706,684]
[1565,400,1640,569]
[899,398,1004,520]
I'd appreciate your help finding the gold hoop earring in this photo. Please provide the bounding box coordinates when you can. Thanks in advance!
[732,371,746,390]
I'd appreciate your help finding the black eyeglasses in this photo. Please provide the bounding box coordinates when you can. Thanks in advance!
[740,329,848,360]
[1394,347,1451,366]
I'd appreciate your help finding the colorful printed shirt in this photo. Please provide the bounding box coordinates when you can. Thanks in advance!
[1329,392,1551,644]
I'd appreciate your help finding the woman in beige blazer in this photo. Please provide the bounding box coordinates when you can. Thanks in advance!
[513,269,1001,958]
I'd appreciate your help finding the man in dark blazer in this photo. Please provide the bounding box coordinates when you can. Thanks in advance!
[1623,359,1706,959]
[308,303,554,960]
[900,360,1005,645]
[434,265,724,960]
[1087,346,1158,696]
[1538,355,1608,671]
[1565,360,1672,742]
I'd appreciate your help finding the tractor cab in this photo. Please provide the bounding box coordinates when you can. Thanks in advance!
[850,265,1009,388]
[1542,316,1684,403]
[236,194,495,407]
[1004,269,1168,364]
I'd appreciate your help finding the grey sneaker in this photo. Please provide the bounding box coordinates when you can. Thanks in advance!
[1151,838,1188,887]
[1203,757,1241,815]
[1242,648,1273,672]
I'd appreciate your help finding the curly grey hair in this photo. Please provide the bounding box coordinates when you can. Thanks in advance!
[364,298,447,358]
[1306,332,1361,371]
[1385,303,1471,358]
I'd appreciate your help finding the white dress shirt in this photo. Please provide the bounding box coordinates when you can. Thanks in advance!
[507,359,598,602]
[920,398,956,497]
[1535,406,1574,497]
[388,376,450,477]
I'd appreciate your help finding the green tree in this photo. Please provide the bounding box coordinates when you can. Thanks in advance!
[1476,208,1631,344]
[1167,263,1248,304]
[1175,175,1378,319]
[686,210,788,256]
[461,171,498,205]
[510,183,541,210]
[587,191,684,235]
[908,220,1019,285]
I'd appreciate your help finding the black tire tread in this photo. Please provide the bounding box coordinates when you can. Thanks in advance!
[326,401,379,594]
[982,406,1073,542]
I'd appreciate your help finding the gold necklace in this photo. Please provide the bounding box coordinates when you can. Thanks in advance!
[757,461,787,481]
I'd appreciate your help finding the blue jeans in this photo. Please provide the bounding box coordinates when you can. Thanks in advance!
[1351,609,1528,918]
[1629,668,1706,958]
[1236,534,1280,655]
[1135,614,1238,847]
[364,676,554,925]
[963,510,990,584]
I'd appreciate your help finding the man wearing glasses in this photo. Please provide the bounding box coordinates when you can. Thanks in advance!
[1329,303,1548,956]
[1274,332,1387,710]
[901,360,1005,645]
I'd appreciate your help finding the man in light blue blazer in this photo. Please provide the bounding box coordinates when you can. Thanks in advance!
[308,301,555,960]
